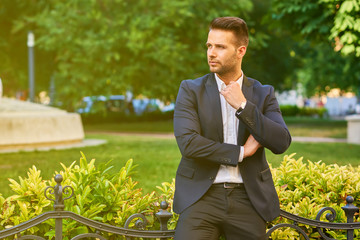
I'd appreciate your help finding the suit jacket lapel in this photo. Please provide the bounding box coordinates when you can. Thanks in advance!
[242,75,253,100]
[205,73,223,142]
[238,75,254,145]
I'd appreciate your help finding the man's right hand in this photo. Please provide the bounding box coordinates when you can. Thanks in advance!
[243,134,262,158]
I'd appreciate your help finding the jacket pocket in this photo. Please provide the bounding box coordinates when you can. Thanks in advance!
[178,166,195,179]
[260,168,272,181]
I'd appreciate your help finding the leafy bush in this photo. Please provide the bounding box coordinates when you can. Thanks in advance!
[81,110,174,124]
[1,153,360,239]
[280,105,327,118]
[280,105,300,116]
[0,153,169,240]
[298,106,327,118]
[160,153,360,239]
[269,153,360,239]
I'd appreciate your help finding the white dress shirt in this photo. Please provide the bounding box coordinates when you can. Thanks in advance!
[213,73,244,183]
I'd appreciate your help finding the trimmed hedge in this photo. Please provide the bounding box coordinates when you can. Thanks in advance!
[80,104,327,124]
[280,105,327,118]
[80,110,174,124]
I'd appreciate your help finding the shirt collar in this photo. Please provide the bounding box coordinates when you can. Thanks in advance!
[215,72,244,92]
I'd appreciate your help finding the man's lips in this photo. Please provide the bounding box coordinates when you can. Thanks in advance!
[208,61,219,66]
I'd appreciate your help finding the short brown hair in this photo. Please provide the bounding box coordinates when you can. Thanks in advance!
[209,17,249,47]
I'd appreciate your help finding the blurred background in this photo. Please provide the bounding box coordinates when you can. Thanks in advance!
[1,0,359,120]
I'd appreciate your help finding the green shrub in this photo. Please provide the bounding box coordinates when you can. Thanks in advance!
[298,106,327,118]
[160,153,360,239]
[280,105,328,118]
[269,153,360,239]
[1,153,360,239]
[0,153,168,240]
[81,110,174,124]
[280,105,300,116]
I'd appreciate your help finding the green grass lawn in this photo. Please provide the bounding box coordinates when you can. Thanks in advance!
[0,117,355,198]
[83,117,348,138]
[284,116,347,138]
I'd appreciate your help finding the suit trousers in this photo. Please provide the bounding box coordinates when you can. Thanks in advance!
[174,184,266,240]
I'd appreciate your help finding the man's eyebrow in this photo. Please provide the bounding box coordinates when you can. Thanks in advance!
[206,43,226,47]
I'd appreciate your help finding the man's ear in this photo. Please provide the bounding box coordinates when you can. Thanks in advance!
[237,45,247,58]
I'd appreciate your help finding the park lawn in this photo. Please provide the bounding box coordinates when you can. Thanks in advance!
[0,131,359,198]
[284,116,347,138]
[83,117,348,138]
[83,120,175,133]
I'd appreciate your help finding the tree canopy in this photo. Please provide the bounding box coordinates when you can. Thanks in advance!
[0,0,254,110]
[271,0,360,95]
[1,0,359,110]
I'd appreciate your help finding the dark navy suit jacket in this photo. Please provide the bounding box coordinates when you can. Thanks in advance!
[173,73,291,222]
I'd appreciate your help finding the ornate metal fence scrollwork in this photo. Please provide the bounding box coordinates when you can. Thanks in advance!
[0,174,175,240]
[266,196,360,240]
[1,174,360,239]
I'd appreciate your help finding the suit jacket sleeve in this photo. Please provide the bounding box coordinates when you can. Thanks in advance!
[238,85,291,154]
[173,80,240,167]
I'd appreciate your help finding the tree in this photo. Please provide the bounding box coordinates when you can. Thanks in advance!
[0,0,254,110]
[272,0,360,57]
[271,0,360,96]
[243,0,302,91]
[0,0,54,98]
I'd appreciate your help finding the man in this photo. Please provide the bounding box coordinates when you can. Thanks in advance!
[173,17,291,240]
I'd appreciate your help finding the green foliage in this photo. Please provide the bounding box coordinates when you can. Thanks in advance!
[280,105,300,117]
[81,109,174,124]
[243,0,301,91]
[158,153,360,239]
[330,0,360,56]
[269,153,360,239]
[272,0,360,56]
[280,105,327,118]
[0,153,167,239]
[1,166,51,234]
[293,42,360,96]
[298,106,327,118]
[271,0,360,96]
[0,0,253,110]
[1,152,360,238]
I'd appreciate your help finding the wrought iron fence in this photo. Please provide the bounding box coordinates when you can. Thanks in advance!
[0,174,174,240]
[266,196,360,239]
[0,174,359,239]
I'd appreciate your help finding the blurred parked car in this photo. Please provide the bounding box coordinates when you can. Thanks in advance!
[77,95,174,115]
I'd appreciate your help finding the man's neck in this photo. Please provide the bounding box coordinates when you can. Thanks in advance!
[216,71,243,85]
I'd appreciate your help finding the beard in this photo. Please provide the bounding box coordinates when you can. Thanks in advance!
[208,60,237,76]
[208,51,239,76]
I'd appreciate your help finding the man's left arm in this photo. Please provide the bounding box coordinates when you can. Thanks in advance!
[239,86,291,154]
[221,82,291,154]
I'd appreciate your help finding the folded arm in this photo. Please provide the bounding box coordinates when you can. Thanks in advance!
[237,86,292,154]
[174,80,240,166]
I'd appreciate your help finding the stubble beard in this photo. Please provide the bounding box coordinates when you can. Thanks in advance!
[209,62,236,78]
[208,53,239,78]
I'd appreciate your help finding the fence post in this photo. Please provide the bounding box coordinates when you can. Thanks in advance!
[155,201,173,240]
[45,174,74,240]
[342,196,359,240]
[155,201,173,231]
[54,174,64,240]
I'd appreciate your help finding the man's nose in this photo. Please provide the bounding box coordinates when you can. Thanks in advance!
[208,48,216,57]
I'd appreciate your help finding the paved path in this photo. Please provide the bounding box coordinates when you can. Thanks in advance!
[0,139,107,154]
[88,131,347,143]
[291,136,346,143]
